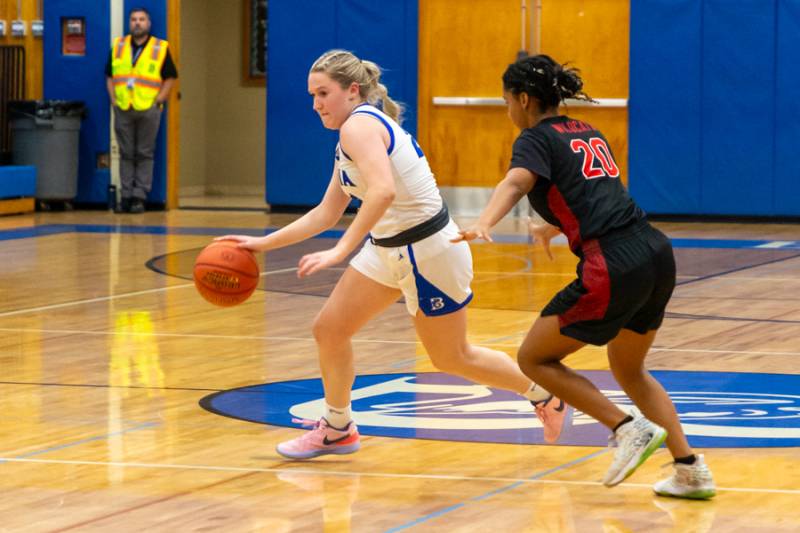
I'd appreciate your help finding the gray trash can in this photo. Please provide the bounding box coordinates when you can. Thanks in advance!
[9,100,85,201]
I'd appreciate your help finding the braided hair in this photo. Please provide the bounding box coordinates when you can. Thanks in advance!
[502,54,594,112]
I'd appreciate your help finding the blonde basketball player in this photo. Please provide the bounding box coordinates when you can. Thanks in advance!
[217,50,567,459]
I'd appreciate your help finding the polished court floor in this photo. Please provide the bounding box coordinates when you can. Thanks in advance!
[0,208,798,532]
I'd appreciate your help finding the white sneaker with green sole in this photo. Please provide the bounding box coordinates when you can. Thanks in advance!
[654,454,716,499]
[603,408,668,487]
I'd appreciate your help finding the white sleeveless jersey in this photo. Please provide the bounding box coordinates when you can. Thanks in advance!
[336,104,442,239]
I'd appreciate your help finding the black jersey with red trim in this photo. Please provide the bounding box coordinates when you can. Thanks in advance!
[509,115,645,253]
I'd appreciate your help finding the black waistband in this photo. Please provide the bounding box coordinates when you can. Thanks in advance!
[582,218,650,253]
[370,203,450,248]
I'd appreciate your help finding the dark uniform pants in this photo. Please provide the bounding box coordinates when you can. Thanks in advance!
[113,105,161,201]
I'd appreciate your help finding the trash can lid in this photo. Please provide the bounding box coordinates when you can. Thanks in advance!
[8,100,86,118]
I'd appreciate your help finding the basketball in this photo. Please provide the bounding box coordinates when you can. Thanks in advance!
[193,240,260,307]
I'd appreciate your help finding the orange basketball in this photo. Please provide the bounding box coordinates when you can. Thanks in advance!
[193,240,260,307]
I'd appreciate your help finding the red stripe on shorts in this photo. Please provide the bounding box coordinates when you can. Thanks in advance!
[559,242,611,328]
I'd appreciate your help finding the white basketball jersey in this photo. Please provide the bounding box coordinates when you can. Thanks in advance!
[335,104,442,239]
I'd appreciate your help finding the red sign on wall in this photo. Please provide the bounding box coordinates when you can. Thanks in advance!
[62,18,85,56]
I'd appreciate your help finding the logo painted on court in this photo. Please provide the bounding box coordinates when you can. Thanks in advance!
[200,371,800,448]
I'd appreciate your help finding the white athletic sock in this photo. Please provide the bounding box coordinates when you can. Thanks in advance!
[522,383,552,404]
[325,403,352,430]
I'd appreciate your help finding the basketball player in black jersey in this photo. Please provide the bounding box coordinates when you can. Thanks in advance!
[454,55,715,499]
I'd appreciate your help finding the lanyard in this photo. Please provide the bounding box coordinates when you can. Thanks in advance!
[132,45,144,65]
[127,42,145,89]
[131,36,149,65]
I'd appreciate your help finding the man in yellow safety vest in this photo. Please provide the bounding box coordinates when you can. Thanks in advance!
[105,7,177,213]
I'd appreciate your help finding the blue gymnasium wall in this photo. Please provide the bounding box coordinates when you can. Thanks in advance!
[44,0,110,203]
[630,0,800,216]
[43,0,167,205]
[266,0,419,207]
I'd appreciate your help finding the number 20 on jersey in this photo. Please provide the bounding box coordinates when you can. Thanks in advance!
[570,137,620,179]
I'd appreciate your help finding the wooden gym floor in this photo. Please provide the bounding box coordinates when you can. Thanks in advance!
[0,208,798,532]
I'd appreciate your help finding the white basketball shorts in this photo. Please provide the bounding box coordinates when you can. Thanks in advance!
[350,219,474,316]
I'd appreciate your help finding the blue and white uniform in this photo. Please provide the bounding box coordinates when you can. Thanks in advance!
[339,104,473,316]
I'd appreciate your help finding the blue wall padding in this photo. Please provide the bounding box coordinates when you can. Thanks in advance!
[266,1,337,208]
[775,0,800,215]
[266,0,419,207]
[700,0,774,215]
[630,0,800,216]
[0,166,37,197]
[44,0,110,204]
[629,0,702,214]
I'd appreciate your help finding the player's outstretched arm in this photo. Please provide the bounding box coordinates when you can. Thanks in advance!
[452,167,537,243]
[216,167,351,253]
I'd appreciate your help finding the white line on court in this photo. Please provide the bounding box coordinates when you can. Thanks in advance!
[1,326,799,356]
[0,283,196,318]
[680,276,800,283]
[0,266,299,319]
[649,347,800,357]
[0,327,419,345]
[475,271,573,276]
[755,241,796,249]
[445,272,800,281]
[0,456,797,495]
[477,272,700,279]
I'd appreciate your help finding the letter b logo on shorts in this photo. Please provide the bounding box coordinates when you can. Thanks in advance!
[429,297,444,311]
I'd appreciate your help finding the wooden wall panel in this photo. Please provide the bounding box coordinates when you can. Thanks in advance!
[427,107,516,188]
[166,0,180,209]
[420,0,523,98]
[540,0,629,183]
[419,0,523,188]
[419,0,629,188]
[0,0,43,99]
[540,0,629,98]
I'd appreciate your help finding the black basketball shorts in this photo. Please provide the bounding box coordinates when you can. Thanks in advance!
[540,220,676,346]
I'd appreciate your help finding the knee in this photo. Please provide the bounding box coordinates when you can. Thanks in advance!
[517,352,535,378]
[311,314,351,346]
[516,347,542,378]
[427,346,470,375]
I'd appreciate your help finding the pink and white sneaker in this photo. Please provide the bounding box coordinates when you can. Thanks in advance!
[276,418,360,460]
[534,395,571,444]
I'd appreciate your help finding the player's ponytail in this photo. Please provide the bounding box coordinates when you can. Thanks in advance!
[310,50,404,124]
[502,54,595,112]
[360,60,404,124]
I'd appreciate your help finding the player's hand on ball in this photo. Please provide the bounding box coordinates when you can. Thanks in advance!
[215,235,266,252]
[451,224,493,243]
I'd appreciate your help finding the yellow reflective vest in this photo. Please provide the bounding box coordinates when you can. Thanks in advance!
[111,35,168,111]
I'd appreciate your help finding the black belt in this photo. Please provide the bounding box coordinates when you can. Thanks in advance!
[370,203,450,248]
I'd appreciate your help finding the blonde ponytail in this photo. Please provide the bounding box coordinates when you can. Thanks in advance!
[311,50,404,124]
